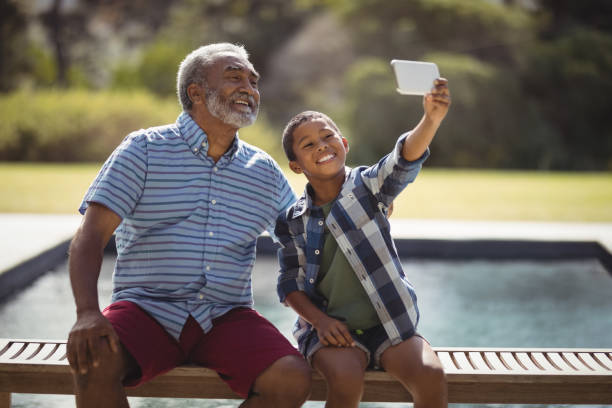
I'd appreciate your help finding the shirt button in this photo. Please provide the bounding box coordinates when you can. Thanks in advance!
[318,221,324,226]
[314,249,320,255]
[209,231,214,236]
[193,148,199,153]
[213,167,218,172]
[202,141,207,147]
[206,265,211,271]
[348,194,353,198]
[211,199,216,205]
[309,278,315,284]
[199,294,204,300]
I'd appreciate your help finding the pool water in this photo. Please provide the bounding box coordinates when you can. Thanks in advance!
[1,256,610,407]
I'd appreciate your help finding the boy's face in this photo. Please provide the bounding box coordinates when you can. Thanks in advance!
[289,119,349,181]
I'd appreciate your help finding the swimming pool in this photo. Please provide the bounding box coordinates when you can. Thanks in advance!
[1,256,610,407]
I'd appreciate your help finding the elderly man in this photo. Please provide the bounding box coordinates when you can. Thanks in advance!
[66,43,311,408]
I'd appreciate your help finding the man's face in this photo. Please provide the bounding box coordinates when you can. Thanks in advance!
[204,55,260,128]
[289,119,349,181]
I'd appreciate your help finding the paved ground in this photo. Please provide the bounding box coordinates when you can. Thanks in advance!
[2,213,612,276]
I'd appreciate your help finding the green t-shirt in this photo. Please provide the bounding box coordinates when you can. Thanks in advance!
[316,201,380,330]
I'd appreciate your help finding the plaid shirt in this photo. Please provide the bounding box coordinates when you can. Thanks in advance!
[276,133,429,352]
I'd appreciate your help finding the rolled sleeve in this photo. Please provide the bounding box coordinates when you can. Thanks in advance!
[275,212,306,303]
[79,132,147,218]
[361,132,430,206]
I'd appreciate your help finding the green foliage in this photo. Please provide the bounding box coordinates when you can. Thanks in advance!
[0,89,288,164]
[111,41,190,96]
[0,90,180,161]
[520,27,612,170]
[340,57,421,165]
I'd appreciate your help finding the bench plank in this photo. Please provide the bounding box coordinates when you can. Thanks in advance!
[1,340,611,405]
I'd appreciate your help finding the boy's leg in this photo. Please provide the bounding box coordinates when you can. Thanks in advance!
[380,336,447,408]
[73,300,184,408]
[312,347,368,408]
[188,308,311,408]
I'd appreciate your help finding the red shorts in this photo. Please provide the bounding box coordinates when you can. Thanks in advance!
[103,300,302,398]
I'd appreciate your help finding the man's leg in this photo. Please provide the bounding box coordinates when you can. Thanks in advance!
[73,301,184,408]
[73,338,136,408]
[189,308,311,408]
[241,354,311,408]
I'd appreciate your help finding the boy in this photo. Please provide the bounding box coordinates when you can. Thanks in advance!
[275,79,451,407]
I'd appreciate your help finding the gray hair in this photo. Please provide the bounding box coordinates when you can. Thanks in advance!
[177,43,250,111]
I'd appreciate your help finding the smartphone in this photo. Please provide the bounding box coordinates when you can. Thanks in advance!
[390,59,440,95]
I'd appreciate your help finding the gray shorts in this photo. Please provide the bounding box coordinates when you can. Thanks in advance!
[304,324,392,370]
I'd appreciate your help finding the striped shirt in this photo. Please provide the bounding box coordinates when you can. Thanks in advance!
[80,112,296,340]
[275,134,429,351]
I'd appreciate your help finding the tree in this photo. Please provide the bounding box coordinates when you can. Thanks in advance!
[0,0,31,91]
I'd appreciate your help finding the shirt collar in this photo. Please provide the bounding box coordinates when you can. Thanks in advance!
[291,167,352,219]
[177,111,241,161]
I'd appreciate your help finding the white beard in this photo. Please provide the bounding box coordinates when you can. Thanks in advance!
[205,88,258,128]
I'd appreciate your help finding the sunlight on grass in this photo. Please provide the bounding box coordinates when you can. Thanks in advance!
[0,163,100,214]
[285,168,612,222]
[1,163,611,221]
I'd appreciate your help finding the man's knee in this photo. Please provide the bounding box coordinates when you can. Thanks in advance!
[252,355,312,403]
[73,343,134,391]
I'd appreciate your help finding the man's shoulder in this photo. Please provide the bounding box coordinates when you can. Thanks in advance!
[236,139,281,169]
[134,123,181,142]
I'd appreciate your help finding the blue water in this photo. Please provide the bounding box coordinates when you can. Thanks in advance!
[1,256,611,407]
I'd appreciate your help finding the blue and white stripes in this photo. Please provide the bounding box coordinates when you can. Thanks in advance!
[80,112,296,339]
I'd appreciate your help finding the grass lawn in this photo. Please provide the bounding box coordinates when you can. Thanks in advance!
[1,162,611,222]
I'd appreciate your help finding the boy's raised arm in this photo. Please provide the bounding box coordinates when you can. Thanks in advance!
[402,78,451,161]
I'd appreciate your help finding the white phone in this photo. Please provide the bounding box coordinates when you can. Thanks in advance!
[390,59,440,95]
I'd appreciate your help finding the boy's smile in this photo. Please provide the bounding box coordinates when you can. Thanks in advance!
[289,119,349,182]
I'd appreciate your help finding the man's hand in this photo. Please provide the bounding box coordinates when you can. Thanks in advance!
[423,78,451,124]
[314,315,355,348]
[67,309,120,375]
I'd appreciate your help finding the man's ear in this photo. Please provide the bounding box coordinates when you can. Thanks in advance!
[289,161,303,174]
[187,83,205,106]
[342,137,349,153]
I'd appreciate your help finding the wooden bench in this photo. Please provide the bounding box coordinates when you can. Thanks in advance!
[1,339,611,406]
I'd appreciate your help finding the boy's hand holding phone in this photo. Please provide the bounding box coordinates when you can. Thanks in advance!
[391,59,451,124]
[424,78,451,124]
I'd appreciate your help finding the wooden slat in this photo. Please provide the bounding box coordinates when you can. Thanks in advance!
[0,343,25,362]
[0,391,11,408]
[468,351,492,371]
[483,352,510,372]
[452,351,476,371]
[592,353,612,370]
[31,343,60,362]
[515,352,543,371]
[579,352,607,372]
[19,343,43,361]
[499,352,525,371]
[1,340,612,404]
[547,352,576,372]
[436,351,457,371]
[563,351,589,371]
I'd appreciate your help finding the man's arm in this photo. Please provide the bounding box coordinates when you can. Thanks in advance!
[67,202,122,375]
[402,78,451,161]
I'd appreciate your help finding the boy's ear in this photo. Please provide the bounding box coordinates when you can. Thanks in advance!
[289,161,303,174]
[342,137,349,152]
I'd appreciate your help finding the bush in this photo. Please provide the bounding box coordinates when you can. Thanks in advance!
[0,90,180,161]
[0,90,287,163]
